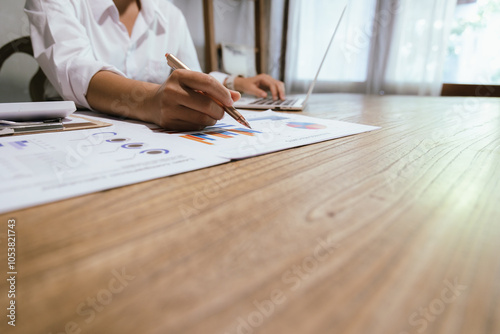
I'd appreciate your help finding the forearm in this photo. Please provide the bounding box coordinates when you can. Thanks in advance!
[86,71,160,123]
[86,69,240,131]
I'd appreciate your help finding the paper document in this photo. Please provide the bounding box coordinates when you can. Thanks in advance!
[0,110,379,213]
[152,109,379,159]
[0,118,226,213]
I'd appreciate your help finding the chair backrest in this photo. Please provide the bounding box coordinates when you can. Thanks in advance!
[0,36,46,102]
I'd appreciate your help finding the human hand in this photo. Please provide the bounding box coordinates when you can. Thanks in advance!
[234,74,286,100]
[153,69,240,131]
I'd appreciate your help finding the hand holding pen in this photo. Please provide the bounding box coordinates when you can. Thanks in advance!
[148,65,241,131]
[165,53,251,129]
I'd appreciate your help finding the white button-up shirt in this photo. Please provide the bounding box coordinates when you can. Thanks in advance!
[24,0,227,109]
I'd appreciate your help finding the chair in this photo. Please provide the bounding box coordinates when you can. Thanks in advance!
[0,36,46,101]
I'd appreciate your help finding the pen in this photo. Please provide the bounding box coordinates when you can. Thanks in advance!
[165,53,251,129]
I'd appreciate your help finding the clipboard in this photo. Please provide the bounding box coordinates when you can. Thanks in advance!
[0,114,112,136]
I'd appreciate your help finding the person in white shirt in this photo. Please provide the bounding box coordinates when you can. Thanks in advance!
[24,0,285,130]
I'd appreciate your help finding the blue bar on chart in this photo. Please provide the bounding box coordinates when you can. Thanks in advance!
[9,140,29,150]
[181,128,261,145]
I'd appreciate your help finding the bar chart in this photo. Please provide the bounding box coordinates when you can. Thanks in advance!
[180,128,262,145]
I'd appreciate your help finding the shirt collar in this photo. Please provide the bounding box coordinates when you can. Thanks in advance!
[141,0,171,33]
[140,0,155,24]
[90,0,116,22]
[90,0,168,31]
[143,0,169,31]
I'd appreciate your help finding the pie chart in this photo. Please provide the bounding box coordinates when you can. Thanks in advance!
[286,122,327,130]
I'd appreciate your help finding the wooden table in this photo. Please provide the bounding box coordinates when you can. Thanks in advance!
[1,93,499,334]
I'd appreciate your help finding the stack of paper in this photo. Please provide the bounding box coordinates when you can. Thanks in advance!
[0,109,379,213]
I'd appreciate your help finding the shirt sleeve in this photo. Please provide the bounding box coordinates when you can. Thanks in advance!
[24,0,125,109]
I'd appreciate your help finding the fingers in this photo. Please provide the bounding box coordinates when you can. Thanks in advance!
[230,90,241,102]
[242,74,286,100]
[156,70,239,130]
[277,82,286,100]
[164,119,213,132]
[179,88,224,120]
[267,79,279,100]
[262,75,286,100]
[245,84,268,98]
[166,105,219,130]
[174,69,234,106]
[253,74,277,99]
[154,70,286,131]
[155,101,220,131]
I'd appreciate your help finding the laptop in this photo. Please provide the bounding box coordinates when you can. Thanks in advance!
[234,3,348,111]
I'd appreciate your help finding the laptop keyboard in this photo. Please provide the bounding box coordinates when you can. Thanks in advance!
[252,98,298,106]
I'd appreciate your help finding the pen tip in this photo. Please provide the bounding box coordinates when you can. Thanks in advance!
[241,119,252,129]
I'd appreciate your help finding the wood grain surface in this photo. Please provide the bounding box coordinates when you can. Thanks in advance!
[1,93,499,334]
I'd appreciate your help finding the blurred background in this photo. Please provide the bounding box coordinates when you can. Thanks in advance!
[1,0,499,102]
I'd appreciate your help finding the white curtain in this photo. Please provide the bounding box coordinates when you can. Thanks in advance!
[267,0,287,80]
[283,0,457,96]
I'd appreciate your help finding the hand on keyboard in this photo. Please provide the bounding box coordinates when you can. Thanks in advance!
[232,74,286,100]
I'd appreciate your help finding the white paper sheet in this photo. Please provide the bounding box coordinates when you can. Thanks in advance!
[151,109,380,159]
[0,110,379,213]
[0,117,227,213]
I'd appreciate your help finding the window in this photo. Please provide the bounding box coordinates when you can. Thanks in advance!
[443,0,500,84]
[285,0,377,93]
